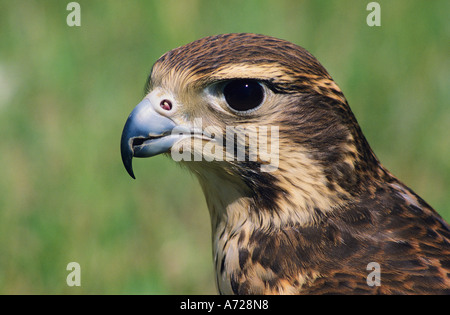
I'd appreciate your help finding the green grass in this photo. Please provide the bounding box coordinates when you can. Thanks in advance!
[0,0,448,294]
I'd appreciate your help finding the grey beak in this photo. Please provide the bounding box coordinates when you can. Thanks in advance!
[120,99,180,179]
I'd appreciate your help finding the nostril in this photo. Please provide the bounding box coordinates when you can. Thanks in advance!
[160,99,172,111]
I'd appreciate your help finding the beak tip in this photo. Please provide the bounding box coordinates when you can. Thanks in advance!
[121,136,136,180]
[128,164,136,179]
[123,156,137,179]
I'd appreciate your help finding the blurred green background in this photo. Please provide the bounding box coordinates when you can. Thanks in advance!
[0,0,448,294]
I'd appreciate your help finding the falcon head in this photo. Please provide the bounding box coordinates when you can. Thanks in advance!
[120,33,450,294]
[121,33,382,227]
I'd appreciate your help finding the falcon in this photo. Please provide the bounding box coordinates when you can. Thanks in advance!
[120,33,450,294]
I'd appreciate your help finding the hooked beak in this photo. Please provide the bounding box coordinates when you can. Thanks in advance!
[120,99,186,179]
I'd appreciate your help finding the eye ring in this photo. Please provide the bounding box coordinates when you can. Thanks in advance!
[223,79,265,113]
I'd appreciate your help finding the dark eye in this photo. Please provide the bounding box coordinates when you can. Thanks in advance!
[223,80,264,112]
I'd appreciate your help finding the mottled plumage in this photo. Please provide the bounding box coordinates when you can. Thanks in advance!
[121,33,450,294]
